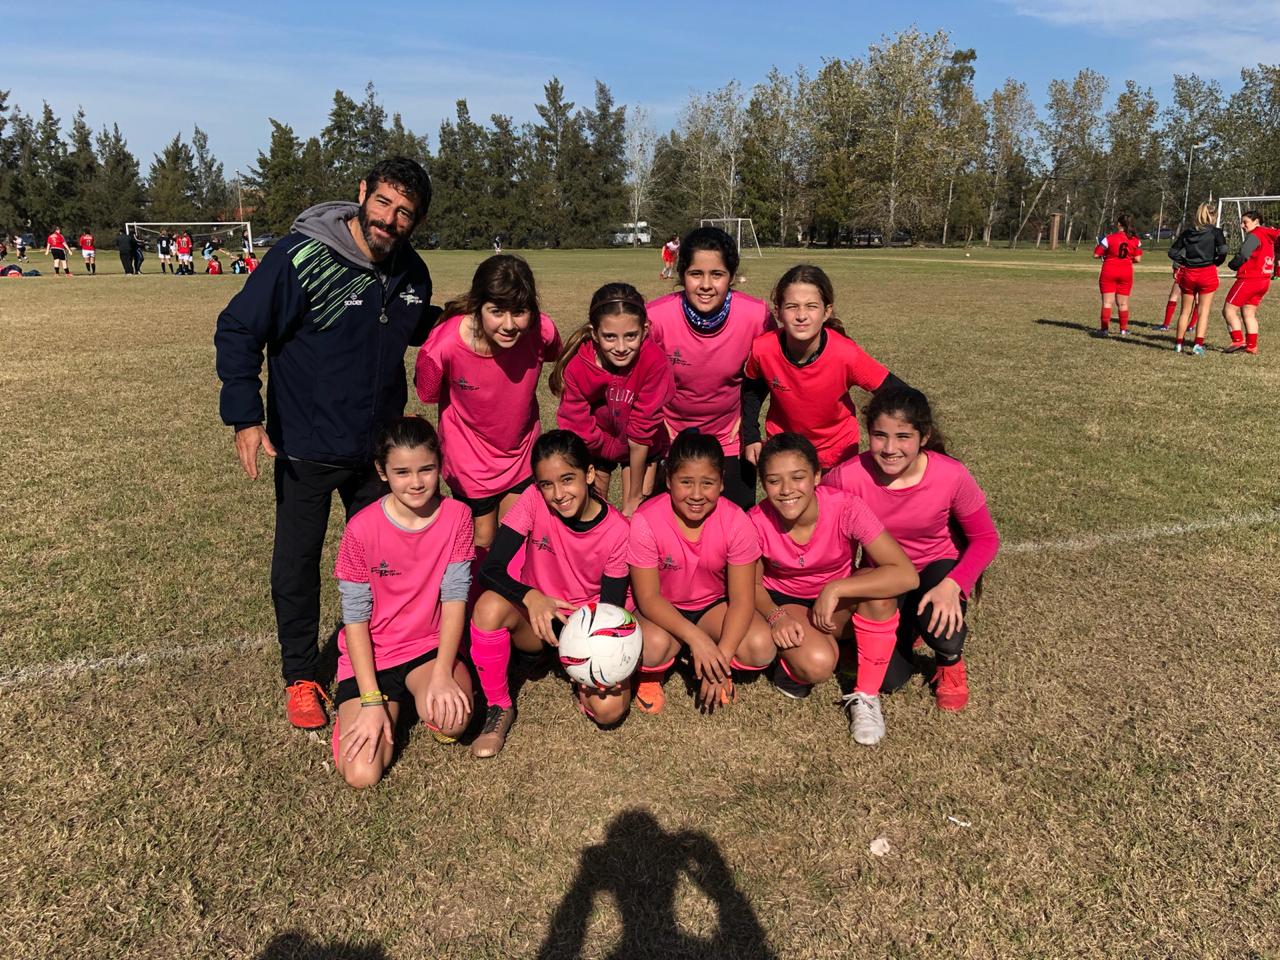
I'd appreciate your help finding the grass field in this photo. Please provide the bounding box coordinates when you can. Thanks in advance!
[1,244,1278,959]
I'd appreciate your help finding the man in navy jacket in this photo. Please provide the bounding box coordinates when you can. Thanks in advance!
[215,157,440,730]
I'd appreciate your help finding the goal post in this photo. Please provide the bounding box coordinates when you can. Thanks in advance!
[1215,196,1280,251]
[698,217,762,258]
[126,221,254,253]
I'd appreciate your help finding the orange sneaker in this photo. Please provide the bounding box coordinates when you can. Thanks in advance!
[635,679,666,715]
[285,680,330,729]
[931,659,969,711]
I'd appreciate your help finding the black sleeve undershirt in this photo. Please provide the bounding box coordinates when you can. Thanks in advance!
[875,372,912,394]
[479,525,531,606]
[740,376,768,446]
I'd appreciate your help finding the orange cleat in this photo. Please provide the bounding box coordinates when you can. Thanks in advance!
[634,678,666,715]
[931,659,969,711]
[285,679,330,730]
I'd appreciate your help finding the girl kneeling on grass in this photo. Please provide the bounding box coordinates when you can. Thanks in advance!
[468,430,674,758]
[415,255,562,550]
[749,433,918,746]
[551,282,675,516]
[627,429,775,713]
[331,417,475,789]
[823,387,1000,714]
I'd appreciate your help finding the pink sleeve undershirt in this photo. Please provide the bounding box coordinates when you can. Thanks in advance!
[948,503,999,597]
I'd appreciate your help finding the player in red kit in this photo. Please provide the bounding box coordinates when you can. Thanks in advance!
[45,226,72,277]
[1093,214,1142,336]
[175,231,194,274]
[1223,210,1278,354]
[78,229,96,274]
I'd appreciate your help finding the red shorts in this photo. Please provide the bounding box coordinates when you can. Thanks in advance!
[1177,265,1219,296]
[1098,266,1133,296]
[661,250,675,264]
[1225,277,1271,307]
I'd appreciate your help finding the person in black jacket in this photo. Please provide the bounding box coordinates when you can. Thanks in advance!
[114,228,135,275]
[1168,203,1228,355]
[215,157,441,730]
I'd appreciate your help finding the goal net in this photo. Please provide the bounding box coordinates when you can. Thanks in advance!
[1215,197,1280,256]
[699,218,762,258]
[127,221,254,256]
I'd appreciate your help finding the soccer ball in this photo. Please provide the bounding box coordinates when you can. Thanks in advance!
[558,603,643,688]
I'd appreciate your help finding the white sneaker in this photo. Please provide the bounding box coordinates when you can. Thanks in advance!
[842,692,885,746]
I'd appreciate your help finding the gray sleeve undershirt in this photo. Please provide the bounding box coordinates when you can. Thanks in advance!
[440,560,472,603]
[338,579,373,625]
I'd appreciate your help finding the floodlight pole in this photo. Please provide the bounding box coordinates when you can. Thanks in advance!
[1179,141,1209,236]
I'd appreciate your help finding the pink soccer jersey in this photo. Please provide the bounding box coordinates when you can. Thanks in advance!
[500,485,631,608]
[645,292,772,456]
[333,497,475,681]
[627,495,761,610]
[556,337,675,462]
[822,450,997,595]
[749,486,884,599]
[415,313,562,499]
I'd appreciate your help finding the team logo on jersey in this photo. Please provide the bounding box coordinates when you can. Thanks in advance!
[659,554,680,571]
[769,375,788,392]
[343,298,364,308]
[453,376,479,391]
[533,535,555,554]
[399,289,423,306]
[372,560,401,577]
[669,349,691,366]
[796,555,805,567]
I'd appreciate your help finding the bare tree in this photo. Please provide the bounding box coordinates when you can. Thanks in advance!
[624,106,657,247]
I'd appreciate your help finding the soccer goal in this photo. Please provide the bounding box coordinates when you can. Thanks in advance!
[699,217,762,258]
[1215,197,1280,247]
[127,221,254,255]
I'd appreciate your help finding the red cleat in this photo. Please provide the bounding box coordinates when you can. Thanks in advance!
[285,679,330,729]
[931,659,969,711]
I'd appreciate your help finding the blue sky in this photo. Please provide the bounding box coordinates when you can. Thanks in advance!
[9,0,1277,177]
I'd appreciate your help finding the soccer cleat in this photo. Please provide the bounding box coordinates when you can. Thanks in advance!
[425,722,458,745]
[471,704,516,758]
[634,678,666,714]
[931,659,970,711]
[1192,344,1206,357]
[1118,329,1130,337]
[842,692,885,746]
[1225,343,1246,354]
[770,661,812,700]
[1155,324,1170,332]
[1246,345,1259,355]
[285,680,330,730]
[1174,343,1183,353]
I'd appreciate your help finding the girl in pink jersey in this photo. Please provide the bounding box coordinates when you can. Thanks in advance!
[331,417,476,789]
[628,429,775,713]
[749,433,918,744]
[742,264,909,471]
[551,283,675,516]
[646,227,773,510]
[415,255,562,550]
[468,430,674,757]
[823,387,1000,715]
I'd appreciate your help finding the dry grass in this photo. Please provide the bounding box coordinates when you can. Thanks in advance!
[1,246,1278,959]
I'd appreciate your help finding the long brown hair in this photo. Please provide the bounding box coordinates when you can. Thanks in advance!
[442,254,540,326]
[771,264,848,337]
[548,282,648,395]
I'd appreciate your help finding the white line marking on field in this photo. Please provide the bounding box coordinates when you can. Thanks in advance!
[4,510,1278,689]
[1003,509,1280,555]
[0,636,270,690]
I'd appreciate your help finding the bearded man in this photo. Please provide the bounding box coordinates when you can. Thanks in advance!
[215,157,441,730]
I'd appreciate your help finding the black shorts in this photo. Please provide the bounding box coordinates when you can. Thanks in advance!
[767,589,815,610]
[51,248,66,261]
[452,476,533,518]
[334,649,439,707]
[674,598,726,624]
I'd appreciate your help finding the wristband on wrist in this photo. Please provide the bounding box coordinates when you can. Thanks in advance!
[358,689,386,705]
[766,607,786,626]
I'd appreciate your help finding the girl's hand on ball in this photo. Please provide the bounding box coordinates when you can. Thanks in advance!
[525,591,574,645]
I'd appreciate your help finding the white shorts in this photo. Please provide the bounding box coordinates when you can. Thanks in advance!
[178,253,193,263]
[159,253,171,262]
[82,249,94,259]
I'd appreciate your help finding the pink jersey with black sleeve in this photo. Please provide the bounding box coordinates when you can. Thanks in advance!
[556,337,675,462]
[822,450,998,596]
[645,292,773,456]
[333,497,475,680]
[627,495,761,610]
[748,486,884,599]
[415,313,562,499]
[500,485,631,608]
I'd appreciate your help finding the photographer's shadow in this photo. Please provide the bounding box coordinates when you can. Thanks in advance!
[538,808,778,960]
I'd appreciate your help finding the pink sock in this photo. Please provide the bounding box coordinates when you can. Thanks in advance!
[638,657,674,678]
[853,611,899,695]
[470,625,512,709]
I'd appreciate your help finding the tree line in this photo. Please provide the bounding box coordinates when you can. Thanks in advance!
[1,30,1278,248]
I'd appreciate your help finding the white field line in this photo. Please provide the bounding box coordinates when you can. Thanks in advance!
[4,509,1278,689]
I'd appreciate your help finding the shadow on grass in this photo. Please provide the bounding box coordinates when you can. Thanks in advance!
[256,931,388,959]
[1034,317,1176,352]
[538,808,777,960]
